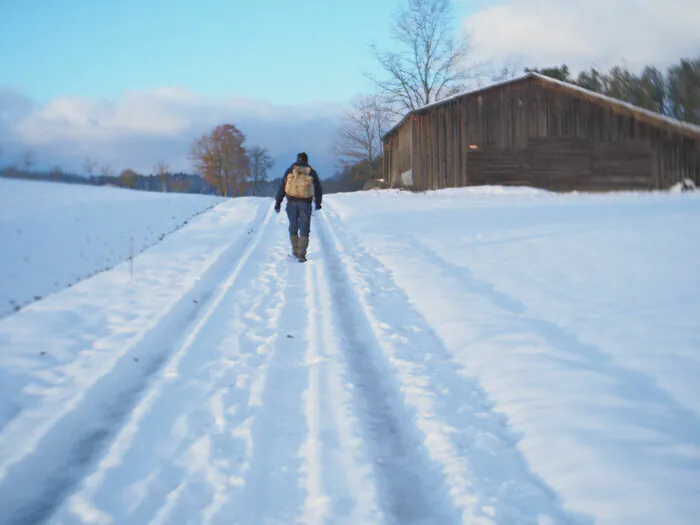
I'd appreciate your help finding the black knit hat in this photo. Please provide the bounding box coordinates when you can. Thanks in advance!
[296,152,308,164]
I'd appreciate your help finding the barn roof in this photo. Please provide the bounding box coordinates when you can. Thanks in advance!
[382,72,700,141]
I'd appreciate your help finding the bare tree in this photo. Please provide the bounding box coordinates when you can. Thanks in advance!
[490,55,524,83]
[248,146,274,196]
[154,161,170,192]
[189,124,250,197]
[368,0,477,115]
[22,150,36,173]
[334,95,389,180]
[0,145,6,177]
[100,164,113,179]
[84,156,98,177]
[169,179,191,193]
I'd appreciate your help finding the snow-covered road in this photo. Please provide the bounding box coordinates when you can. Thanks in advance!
[1,189,699,525]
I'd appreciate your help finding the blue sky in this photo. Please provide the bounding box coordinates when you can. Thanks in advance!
[1,0,474,104]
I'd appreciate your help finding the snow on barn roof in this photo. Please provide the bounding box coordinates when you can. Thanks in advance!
[382,72,700,141]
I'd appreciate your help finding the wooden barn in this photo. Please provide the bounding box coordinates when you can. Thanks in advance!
[382,72,700,191]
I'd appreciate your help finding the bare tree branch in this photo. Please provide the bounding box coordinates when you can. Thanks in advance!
[489,55,525,83]
[154,161,170,192]
[83,156,98,177]
[367,0,480,116]
[334,95,390,180]
[22,150,36,173]
[248,146,274,196]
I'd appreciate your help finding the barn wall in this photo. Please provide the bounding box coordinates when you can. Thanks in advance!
[384,119,413,186]
[467,138,652,191]
[383,77,700,191]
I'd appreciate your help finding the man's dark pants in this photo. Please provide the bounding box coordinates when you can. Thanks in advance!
[286,200,312,237]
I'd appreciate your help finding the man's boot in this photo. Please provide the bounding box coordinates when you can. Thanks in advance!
[298,235,309,262]
[290,234,299,258]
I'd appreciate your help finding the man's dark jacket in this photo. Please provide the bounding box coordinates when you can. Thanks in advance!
[275,163,323,209]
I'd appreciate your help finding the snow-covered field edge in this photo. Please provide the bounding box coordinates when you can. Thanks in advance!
[0,178,227,317]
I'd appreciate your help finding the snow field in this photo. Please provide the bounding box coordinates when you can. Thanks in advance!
[0,185,698,524]
[0,178,224,317]
[328,187,700,524]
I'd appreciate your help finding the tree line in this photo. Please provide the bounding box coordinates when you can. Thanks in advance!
[0,125,277,197]
[0,152,217,194]
[0,162,211,193]
[522,61,700,124]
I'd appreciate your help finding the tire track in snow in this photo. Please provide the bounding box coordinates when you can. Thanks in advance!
[0,206,273,525]
[302,261,326,523]
[319,206,581,525]
[46,209,384,525]
[210,244,311,525]
[315,212,461,525]
[47,210,290,525]
[297,250,385,525]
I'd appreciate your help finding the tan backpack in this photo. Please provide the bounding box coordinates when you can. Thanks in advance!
[285,165,314,199]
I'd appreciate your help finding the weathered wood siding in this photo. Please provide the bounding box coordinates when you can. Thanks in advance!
[383,77,700,191]
[384,119,413,186]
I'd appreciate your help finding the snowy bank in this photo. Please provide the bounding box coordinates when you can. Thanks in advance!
[326,186,700,524]
[0,178,224,317]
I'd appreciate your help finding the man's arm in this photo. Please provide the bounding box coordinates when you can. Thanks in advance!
[275,170,291,209]
[312,169,323,209]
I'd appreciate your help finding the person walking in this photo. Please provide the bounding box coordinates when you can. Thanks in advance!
[274,152,323,262]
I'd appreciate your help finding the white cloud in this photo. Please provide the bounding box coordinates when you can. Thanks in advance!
[0,88,344,178]
[463,0,700,74]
